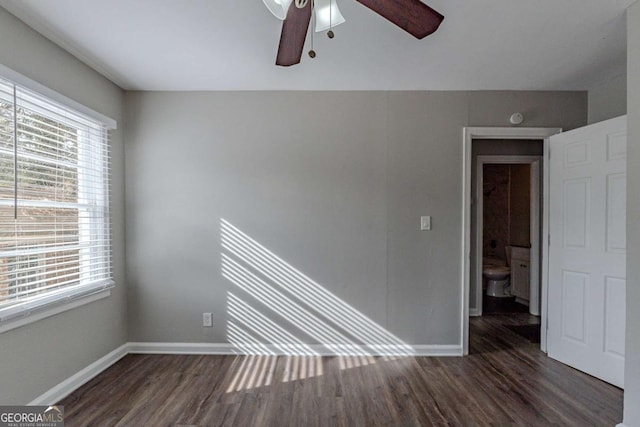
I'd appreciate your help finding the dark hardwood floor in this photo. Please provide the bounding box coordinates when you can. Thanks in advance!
[482,295,530,314]
[60,316,623,426]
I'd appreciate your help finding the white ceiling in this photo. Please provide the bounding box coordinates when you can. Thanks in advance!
[0,0,632,91]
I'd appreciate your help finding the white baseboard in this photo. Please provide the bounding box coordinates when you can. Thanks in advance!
[29,343,129,405]
[128,342,235,355]
[30,341,462,403]
[469,308,482,317]
[128,342,462,357]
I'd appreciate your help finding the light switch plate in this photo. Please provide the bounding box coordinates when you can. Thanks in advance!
[421,216,431,231]
[202,312,213,327]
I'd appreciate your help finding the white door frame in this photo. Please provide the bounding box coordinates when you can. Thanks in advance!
[461,127,562,356]
[474,155,541,317]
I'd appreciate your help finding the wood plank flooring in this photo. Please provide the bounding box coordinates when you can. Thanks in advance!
[60,315,623,426]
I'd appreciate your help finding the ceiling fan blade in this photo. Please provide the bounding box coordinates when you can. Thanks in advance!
[356,0,444,39]
[276,0,312,67]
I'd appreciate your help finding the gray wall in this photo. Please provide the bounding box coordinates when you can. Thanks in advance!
[588,73,627,124]
[0,8,127,403]
[125,91,586,347]
[624,2,640,425]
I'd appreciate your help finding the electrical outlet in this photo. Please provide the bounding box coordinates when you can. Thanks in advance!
[202,312,213,327]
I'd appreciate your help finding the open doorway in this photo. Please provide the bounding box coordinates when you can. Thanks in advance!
[461,128,562,356]
[474,156,541,318]
[471,142,543,351]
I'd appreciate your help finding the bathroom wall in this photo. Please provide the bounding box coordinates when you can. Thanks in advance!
[482,164,510,260]
[509,164,531,247]
[482,164,531,260]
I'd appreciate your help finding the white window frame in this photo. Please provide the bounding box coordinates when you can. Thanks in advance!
[0,64,116,333]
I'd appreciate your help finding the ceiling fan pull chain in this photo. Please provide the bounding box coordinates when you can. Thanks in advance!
[327,0,335,38]
[309,0,317,58]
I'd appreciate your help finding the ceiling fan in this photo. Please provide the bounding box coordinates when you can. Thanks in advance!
[262,0,444,67]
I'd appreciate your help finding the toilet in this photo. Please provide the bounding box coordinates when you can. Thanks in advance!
[483,256,511,298]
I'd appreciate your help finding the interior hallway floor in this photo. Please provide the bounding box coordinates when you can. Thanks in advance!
[482,295,531,314]
[59,315,623,426]
[482,295,542,343]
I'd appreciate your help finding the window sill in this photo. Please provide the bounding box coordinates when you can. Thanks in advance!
[0,283,113,334]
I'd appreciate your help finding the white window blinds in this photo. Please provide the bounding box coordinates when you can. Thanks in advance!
[0,76,113,323]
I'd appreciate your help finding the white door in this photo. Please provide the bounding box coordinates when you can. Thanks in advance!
[547,116,627,388]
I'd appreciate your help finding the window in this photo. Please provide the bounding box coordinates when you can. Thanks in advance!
[0,75,113,326]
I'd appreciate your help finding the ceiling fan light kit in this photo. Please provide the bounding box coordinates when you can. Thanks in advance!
[269,0,444,67]
[313,0,346,32]
[262,0,293,20]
